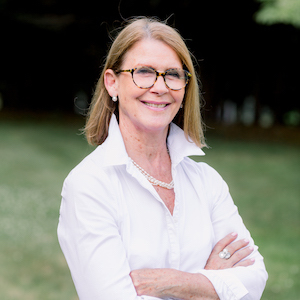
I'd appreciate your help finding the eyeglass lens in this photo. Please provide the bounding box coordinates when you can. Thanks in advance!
[133,67,189,90]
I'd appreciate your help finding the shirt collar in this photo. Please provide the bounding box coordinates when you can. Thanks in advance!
[102,114,129,167]
[102,114,205,167]
[167,122,205,166]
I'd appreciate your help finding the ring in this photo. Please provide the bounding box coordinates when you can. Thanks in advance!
[219,248,231,259]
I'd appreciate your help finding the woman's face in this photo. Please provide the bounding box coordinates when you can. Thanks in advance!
[105,38,185,135]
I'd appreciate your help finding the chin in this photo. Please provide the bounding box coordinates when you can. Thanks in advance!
[140,121,171,133]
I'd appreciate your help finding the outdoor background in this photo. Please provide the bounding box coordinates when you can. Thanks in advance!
[0,0,299,299]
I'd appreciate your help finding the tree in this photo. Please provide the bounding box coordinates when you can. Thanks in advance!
[255,0,300,28]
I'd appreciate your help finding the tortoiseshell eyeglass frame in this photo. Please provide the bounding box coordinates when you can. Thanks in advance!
[116,66,192,91]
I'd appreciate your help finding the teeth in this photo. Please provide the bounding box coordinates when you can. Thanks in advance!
[144,102,167,108]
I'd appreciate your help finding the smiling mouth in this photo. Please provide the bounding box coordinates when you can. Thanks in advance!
[143,102,169,108]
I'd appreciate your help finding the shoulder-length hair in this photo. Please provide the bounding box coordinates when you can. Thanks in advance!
[85,17,206,148]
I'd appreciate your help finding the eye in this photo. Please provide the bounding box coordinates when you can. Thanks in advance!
[166,69,182,79]
[135,67,155,76]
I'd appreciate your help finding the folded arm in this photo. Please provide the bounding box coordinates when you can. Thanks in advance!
[130,163,268,300]
[130,233,255,300]
[57,169,161,300]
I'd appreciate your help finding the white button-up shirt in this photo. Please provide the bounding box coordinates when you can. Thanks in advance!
[57,114,267,300]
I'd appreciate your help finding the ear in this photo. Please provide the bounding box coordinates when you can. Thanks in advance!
[104,69,118,97]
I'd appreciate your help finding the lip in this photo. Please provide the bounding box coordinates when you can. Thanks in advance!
[140,100,171,110]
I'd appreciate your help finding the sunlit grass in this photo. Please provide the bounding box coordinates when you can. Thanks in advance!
[0,116,299,299]
[0,116,90,300]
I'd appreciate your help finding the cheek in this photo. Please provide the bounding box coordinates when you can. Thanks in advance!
[117,88,145,114]
[172,90,185,104]
[118,78,145,101]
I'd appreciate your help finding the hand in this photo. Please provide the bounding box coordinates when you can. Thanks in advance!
[205,232,255,270]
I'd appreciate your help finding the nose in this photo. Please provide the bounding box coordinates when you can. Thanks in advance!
[150,74,168,94]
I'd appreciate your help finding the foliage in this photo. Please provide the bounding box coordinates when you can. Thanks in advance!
[0,117,299,299]
[255,0,300,28]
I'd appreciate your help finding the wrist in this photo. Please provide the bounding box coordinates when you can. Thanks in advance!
[163,270,219,300]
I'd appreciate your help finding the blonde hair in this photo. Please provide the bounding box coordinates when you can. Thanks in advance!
[85,17,206,148]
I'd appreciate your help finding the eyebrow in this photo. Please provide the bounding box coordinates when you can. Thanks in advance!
[134,64,184,72]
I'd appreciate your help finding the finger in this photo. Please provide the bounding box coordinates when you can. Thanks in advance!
[226,238,251,257]
[234,258,255,268]
[230,245,254,265]
[212,232,238,254]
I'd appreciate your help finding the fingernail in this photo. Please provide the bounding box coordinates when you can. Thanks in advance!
[231,232,238,237]
[244,238,249,243]
[251,258,255,263]
[249,246,254,251]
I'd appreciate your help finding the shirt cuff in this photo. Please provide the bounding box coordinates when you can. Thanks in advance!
[197,269,249,300]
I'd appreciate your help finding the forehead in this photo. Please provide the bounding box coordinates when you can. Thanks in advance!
[122,38,182,70]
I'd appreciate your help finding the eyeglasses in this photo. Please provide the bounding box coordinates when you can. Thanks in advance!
[116,66,192,91]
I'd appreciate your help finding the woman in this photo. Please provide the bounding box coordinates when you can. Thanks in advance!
[58,17,267,299]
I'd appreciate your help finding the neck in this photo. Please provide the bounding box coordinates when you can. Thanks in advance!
[119,119,170,167]
[119,117,174,191]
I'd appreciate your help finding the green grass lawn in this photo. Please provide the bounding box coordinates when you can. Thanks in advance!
[0,115,299,299]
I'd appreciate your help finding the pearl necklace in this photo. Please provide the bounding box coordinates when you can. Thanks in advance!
[130,158,174,190]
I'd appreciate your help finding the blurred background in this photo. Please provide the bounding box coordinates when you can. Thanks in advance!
[0,0,300,126]
[0,0,299,299]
